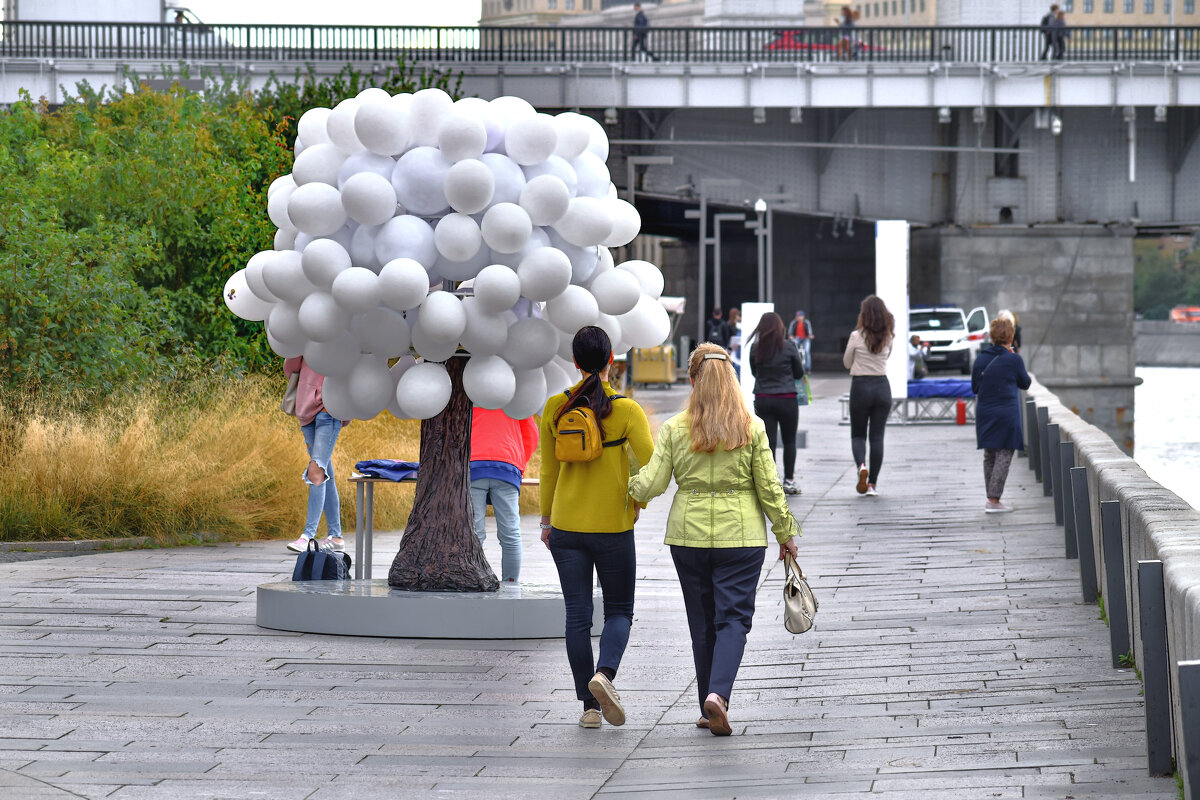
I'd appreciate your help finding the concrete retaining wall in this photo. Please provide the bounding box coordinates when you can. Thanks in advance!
[1027,376,1200,789]
[1135,320,1200,367]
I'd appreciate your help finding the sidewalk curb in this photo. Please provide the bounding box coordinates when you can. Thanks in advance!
[0,531,221,553]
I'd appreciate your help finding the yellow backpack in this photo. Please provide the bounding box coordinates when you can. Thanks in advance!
[554,392,626,463]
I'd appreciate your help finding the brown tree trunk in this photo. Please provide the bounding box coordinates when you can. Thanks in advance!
[388,356,499,592]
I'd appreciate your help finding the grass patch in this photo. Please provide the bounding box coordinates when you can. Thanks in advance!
[0,375,540,544]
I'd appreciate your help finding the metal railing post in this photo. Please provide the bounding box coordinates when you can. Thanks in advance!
[1138,560,1175,777]
[1025,398,1039,473]
[1038,407,1052,496]
[1179,660,1200,799]
[1059,440,1075,553]
[1070,466,1098,601]
[1047,423,1062,518]
[1100,500,1131,668]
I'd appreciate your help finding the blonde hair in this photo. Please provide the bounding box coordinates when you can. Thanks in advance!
[686,342,753,453]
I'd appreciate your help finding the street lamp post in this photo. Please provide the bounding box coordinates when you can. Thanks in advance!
[684,178,741,344]
[712,212,746,313]
[747,198,767,302]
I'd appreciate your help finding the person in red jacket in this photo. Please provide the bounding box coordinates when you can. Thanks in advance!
[470,408,539,584]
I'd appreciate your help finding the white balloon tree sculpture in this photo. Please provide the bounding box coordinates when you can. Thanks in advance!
[224,89,670,591]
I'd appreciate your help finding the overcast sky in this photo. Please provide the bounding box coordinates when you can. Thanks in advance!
[184,0,481,27]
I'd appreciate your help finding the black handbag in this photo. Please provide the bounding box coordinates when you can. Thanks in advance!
[292,538,352,581]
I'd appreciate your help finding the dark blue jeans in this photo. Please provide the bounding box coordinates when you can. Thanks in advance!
[548,530,636,703]
[671,545,765,714]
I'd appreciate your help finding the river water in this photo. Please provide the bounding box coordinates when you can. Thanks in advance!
[1134,366,1200,511]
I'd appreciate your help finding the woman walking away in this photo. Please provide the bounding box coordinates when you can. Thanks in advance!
[540,326,654,729]
[629,343,800,737]
[747,312,805,495]
[972,316,1031,513]
[283,356,347,553]
[843,295,894,497]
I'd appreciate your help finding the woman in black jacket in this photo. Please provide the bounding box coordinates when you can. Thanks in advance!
[971,316,1031,513]
[748,312,805,495]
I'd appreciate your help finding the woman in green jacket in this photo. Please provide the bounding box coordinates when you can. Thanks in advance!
[628,342,800,736]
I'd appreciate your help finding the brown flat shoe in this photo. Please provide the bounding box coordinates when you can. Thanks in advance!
[696,717,709,729]
[703,693,731,736]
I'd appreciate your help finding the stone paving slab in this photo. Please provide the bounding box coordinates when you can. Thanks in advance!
[0,376,1178,799]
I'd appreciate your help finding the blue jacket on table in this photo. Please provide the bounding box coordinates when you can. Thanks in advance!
[971,344,1031,451]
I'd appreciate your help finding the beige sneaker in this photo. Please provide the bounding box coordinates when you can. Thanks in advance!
[579,708,602,728]
[587,673,626,726]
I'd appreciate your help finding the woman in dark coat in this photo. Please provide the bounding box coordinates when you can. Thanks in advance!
[971,316,1031,513]
[747,312,805,495]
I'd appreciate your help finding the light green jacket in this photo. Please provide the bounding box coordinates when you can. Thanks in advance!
[628,412,801,548]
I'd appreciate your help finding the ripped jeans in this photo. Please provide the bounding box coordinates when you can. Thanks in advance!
[300,411,343,540]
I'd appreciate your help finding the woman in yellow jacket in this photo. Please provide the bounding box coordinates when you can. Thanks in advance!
[628,342,800,737]
[540,326,654,730]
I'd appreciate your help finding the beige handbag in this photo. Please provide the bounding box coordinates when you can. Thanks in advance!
[783,552,818,634]
[280,372,299,416]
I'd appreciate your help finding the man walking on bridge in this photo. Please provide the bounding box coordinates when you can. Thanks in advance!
[1039,4,1058,61]
[631,3,660,62]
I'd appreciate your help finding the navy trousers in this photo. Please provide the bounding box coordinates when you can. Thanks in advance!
[670,545,766,714]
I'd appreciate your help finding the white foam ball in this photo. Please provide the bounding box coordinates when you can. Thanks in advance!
[292,143,345,187]
[516,248,572,303]
[378,258,430,310]
[268,174,296,200]
[546,285,600,333]
[542,359,573,396]
[553,112,593,161]
[595,312,623,349]
[524,155,578,197]
[266,302,304,345]
[340,172,398,227]
[589,268,642,315]
[463,355,517,409]
[356,87,392,105]
[434,214,482,263]
[555,328,575,362]
[348,356,395,419]
[326,98,364,154]
[349,224,382,270]
[443,159,495,215]
[579,113,610,161]
[594,246,615,278]
[502,317,559,369]
[274,228,297,251]
[391,146,450,216]
[419,291,467,342]
[438,112,488,162]
[481,203,532,254]
[303,331,359,379]
[481,153,527,205]
[519,174,570,226]
[298,291,349,342]
[245,251,280,302]
[266,327,304,358]
[456,97,506,153]
[459,298,510,355]
[301,238,352,289]
[490,95,536,122]
[489,227,550,270]
[337,151,395,186]
[267,183,296,230]
[297,107,332,148]
[572,151,611,199]
[554,196,613,247]
[502,367,548,420]
[355,101,410,157]
[619,294,671,348]
[287,183,347,237]
[409,88,454,147]
[505,113,558,166]
[603,200,641,247]
[471,264,522,313]
[410,322,459,362]
[375,215,437,268]
[433,245,490,282]
[331,266,381,313]
[542,228,595,283]
[223,270,273,322]
[617,259,665,299]
[395,361,452,419]
[319,375,357,420]
[352,306,411,357]
[262,250,315,303]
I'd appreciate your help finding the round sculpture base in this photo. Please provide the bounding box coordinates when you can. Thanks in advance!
[256,580,600,639]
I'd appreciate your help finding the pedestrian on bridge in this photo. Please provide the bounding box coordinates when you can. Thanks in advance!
[1051,9,1069,61]
[972,316,1031,513]
[1039,4,1059,61]
[628,342,800,737]
[631,3,660,62]
[843,295,895,497]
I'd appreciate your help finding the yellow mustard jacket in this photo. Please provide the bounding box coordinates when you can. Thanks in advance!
[628,411,800,548]
[539,381,654,533]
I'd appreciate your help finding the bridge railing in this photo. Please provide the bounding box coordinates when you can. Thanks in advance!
[4,21,1200,63]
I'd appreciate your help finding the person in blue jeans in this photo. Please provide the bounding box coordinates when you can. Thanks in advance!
[283,357,346,553]
[469,407,539,584]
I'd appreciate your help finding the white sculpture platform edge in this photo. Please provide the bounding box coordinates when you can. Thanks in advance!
[256,580,602,639]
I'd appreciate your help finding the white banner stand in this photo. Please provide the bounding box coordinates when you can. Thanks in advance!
[874,221,910,401]
[738,302,774,407]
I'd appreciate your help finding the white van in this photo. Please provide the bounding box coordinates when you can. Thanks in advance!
[909,305,989,375]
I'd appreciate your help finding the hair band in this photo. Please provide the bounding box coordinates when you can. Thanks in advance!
[703,353,728,361]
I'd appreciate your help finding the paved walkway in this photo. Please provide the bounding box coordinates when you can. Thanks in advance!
[0,377,1175,799]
